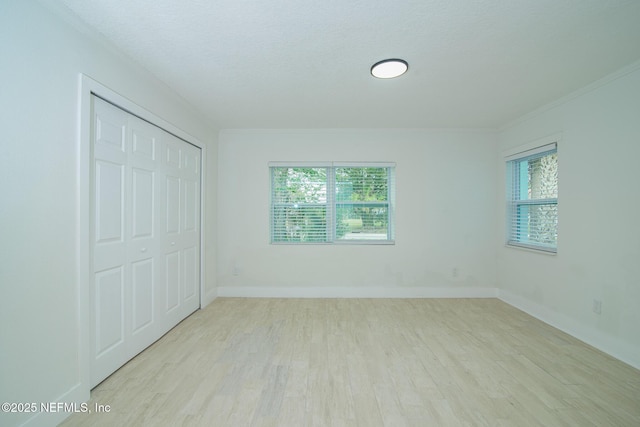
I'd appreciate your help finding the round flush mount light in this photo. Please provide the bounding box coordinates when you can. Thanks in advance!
[370,58,408,79]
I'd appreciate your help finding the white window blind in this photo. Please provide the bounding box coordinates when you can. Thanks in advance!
[506,142,558,252]
[270,163,395,244]
[271,167,329,242]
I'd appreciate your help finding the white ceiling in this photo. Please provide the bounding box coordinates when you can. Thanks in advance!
[55,0,640,129]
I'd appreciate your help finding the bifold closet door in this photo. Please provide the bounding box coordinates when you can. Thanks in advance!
[90,96,200,387]
[162,136,201,331]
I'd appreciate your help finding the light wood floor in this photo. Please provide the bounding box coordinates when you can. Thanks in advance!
[61,298,640,427]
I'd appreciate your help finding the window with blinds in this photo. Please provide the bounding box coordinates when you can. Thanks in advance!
[506,142,558,252]
[270,163,395,244]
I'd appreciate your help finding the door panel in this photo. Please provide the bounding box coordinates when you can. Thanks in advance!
[93,266,126,384]
[131,168,154,239]
[132,127,156,161]
[91,98,129,387]
[166,142,181,170]
[179,143,200,318]
[184,146,199,175]
[181,145,200,239]
[183,245,198,301]
[94,267,125,357]
[183,179,198,233]
[166,176,181,235]
[126,116,162,362]
[165,251,180,312]
[95,161,124,244]
[95,108,125,152]
[131,258,154,333]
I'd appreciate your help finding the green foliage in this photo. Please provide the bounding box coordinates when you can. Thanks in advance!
[335,167,388,202]
[336,167,389,233]
[272,168,327,242]
[272,166,391,241]
[272,167,327,204]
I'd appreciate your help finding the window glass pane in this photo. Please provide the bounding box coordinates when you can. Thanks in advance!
[272,205,327,242]
[507,146,558,252]
[335,167,388,202]
[514,152,558,200]
[335,167,390,241]
[272,167,327,242]
[336,204,389,240]
[513,203,558,247]
[272,167,327,203]
[270,165,394,244]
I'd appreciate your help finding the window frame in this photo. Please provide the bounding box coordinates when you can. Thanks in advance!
[504,137,558,254]
[269,162,395,245]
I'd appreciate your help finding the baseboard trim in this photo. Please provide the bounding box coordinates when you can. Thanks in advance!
[217,286,498,299]
[498,289,640,370]
[201,287,218,308]
[20,381,88,427]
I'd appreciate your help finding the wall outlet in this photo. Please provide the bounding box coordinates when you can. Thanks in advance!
[232,261,242,276]
[592,299,602,315]
[452,267,459,278]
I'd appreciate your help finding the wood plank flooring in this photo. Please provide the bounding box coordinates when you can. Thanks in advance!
[60,298,640,426]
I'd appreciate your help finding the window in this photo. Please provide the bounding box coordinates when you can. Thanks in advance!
[506,141,558,253]
[270,163,395,244]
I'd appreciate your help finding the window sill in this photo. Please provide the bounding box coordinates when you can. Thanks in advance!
[271,240,395,246]
[505,242,557,255]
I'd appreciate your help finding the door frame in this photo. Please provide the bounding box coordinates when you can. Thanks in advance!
[77,74,207,396]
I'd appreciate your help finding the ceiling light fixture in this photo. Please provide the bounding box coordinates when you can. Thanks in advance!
[370,58,408,79]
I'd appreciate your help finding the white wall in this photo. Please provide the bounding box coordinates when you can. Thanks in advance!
[0,2,216,426]
[217,129,498,297]
[496,63,640,369]
[204,137,219,304]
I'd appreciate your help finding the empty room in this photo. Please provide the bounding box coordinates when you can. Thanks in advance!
[1,0,640,426]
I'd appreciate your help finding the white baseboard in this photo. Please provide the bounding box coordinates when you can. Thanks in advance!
[498,289,640,370]
[201,287,218,308]
[217,286,498,299]
[19,381,89,427]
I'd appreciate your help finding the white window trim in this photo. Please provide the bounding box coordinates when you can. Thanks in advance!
[504,135,559,254]
[502,133,560,159]
[269,162,396,245]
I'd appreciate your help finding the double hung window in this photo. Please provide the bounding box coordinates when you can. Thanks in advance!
[506,142,558,252]
[270,163,395,244]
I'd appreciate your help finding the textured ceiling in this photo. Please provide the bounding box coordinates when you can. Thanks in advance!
[53,0,640,129]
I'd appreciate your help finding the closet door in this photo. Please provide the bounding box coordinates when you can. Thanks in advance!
[161,136,183,329]
[91,97,130,386]
[179,141,201,320]
[160,135,201,330]
[126,116,163,359]
[90,96,200,387]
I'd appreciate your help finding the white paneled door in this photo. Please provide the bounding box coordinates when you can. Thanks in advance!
[91,96,201,387]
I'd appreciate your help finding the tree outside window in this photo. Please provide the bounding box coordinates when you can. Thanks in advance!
[271,164,395,244]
